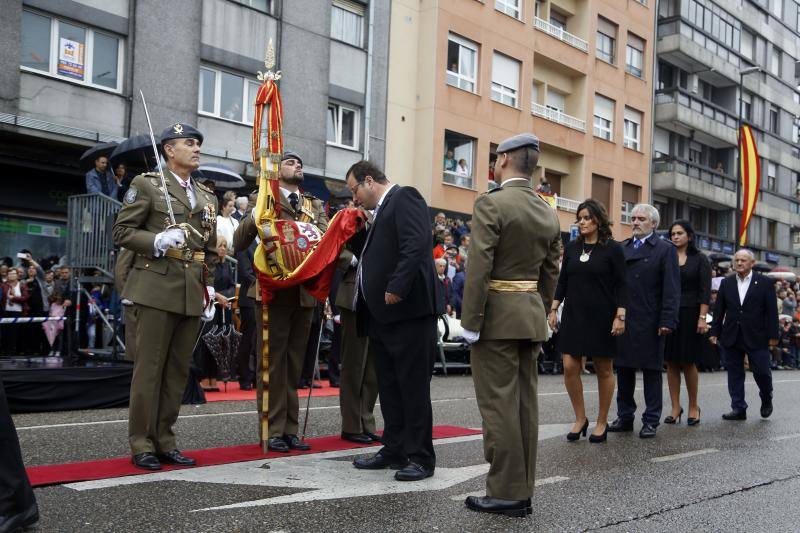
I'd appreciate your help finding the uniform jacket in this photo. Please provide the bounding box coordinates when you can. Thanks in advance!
[114,247,136,294]
[711,272,779,350]
[460,179,561,340]
[334,221,368,312]
[616,233,680,370]
[112,171,218,316]
[232,190,328,307]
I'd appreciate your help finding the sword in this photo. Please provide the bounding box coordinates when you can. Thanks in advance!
[301,301,327,442]
[139,90,176,226]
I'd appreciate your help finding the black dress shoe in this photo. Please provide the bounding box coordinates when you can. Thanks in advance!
[329,381,340,388]
[239,383,253,391]
[268,437,290,452]
[364,432,381,442]
[284,434,311,450]
[761,399,773,419]
[608,418,634,432]
[394,462,434,481]
[157,450,196,466]
[639,423,657,438]
[341,432,373,444]
[353,452,408,470]
[132,452,161,470]
[465,496,531,518]
[0,504,39,533]
[722,410,747,420]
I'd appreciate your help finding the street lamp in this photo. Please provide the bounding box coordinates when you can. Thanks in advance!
[736,66,761,250]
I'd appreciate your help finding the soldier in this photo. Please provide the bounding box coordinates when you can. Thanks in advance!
[460,133,561,517]
[114,247,136,362]
[113,123,218,470]
[233,150,328,452]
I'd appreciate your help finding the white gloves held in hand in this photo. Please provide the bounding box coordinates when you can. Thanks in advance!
[462,329,480,345]
[201,286,216,322]
[154,227,186,255]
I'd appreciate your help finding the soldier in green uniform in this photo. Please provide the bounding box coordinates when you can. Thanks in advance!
[460,133,561,517]
[233,150,328,452]
[112,123,218,471]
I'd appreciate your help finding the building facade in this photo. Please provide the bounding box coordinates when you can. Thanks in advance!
[0,0,388,259]
[386,0,655,237]
[654,0,800,267]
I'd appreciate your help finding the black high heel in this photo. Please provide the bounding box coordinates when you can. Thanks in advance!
[589,426,608,443]
[687,408,701,426]
[664,407,683,424]
[567,419,589,441]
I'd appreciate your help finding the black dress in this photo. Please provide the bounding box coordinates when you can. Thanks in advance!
[664,251,711,363]
[555,239,627,358]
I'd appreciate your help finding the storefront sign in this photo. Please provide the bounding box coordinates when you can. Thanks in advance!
[765,252,780,263]
[569,224,579,241]
[699,237,710,249]
[58,38,85,80]
[710,240,722,251]
[722,243,735,254]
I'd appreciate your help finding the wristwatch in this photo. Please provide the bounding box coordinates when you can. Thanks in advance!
[616,315,625,321]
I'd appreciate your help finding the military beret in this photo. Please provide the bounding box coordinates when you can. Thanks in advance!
[160,123,204,144]
[496,133,540,154]
[281,150,303,166]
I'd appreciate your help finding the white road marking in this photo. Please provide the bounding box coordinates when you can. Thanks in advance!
[449,476,570,501]
[771,433,800,441]
[650,448,719,463]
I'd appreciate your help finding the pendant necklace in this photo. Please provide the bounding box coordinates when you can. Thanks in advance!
[579,243,593,263]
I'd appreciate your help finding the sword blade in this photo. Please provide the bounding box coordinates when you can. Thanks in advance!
[139,90,176,226]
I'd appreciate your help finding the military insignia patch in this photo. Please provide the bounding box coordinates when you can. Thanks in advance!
[149,177,160,187]
[173,123,184,134]
[124,186,138,204]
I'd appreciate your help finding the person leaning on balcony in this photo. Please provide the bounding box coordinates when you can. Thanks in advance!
[85,155,119,199]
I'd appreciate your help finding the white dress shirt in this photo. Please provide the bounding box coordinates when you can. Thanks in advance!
[736,271,753,305]
[170,171,196,209]
[499,177,529,187]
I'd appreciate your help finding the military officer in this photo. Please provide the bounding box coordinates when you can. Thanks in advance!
[114,247,136,362]
[233,150,328,452]
[460,133,561,517]
[112,123,218,470]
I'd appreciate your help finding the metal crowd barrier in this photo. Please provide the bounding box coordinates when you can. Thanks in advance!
[67,192,122,276]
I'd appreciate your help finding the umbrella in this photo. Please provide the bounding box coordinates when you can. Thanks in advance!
[202,311,242,390]
[79,142,119,171]
[192,163,245,189]
[708,253,731,263]
[109,134,161,171]
[753,262,773,273]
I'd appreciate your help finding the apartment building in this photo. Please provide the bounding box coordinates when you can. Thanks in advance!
[386,0,654,236]
[0,0,388,259]
[654,0,800,267]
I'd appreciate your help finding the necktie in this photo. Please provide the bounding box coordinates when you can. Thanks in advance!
[633,239,642,250]
[289,192,299,213]
[179,179,196,209]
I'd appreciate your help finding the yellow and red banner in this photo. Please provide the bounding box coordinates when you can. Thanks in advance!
[738,125,760,246]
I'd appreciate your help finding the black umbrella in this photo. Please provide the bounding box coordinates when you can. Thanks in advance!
[202,312,242,391]
[753,262,773,273]
[79,142,118,171]
[109,134,161,172]
[708,253,731,263]
[192,163,245,189]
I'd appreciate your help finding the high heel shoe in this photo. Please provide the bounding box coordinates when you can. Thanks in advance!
[589,426,608,443]
[664,407,683,424]
[687,408,701,426]
[567,419,589,441]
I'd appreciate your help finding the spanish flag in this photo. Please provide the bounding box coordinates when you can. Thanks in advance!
[738,125,760,246]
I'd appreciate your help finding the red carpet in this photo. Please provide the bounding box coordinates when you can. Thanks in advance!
[26,425,481,488]
[204,380,339,402]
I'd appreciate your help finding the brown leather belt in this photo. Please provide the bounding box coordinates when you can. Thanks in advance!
[488,279,538,293]
[165,247,205,263]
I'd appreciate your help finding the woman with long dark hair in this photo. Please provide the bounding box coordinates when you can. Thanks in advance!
[664,220,711,426]
[549,199,627,443]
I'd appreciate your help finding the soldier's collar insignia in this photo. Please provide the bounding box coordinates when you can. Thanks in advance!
[173,123,184,134]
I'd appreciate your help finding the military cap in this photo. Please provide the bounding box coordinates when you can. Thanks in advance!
[496,133,539,154]
[281,150,303,166]
[160,123,204,144]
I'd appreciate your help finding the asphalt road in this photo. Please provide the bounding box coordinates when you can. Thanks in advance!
[13,371,800,532]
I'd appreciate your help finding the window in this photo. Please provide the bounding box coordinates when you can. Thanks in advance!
[771,0,783,17]
[626,33,644,77]
[20,10,123,91]
[331,0,364,47]
[491,52,520,107]
[767,220,777,249]
[327,101,360,149]
[624,107,643,150]
[535,0,543,18]
[770,47,782,76]
[621,183,641,223]
[549,10,567,30]
[230,0,272,12]
[198,67,261,124]
[769,104,779,134]
[596,17,617,64]
[742,92,752,122]
[741,28,754,60]
[545,90,566,113]
[443,130,476,189]
[767,162,777,191]
[593,94,615,141]
[591,174,612,213]
[446,34,478,93]
[495,0,522,19]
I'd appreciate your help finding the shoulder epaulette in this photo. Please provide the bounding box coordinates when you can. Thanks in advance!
[487,186,502,194]
[195,181,213,193]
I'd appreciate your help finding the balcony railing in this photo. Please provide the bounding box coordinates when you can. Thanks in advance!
[533,17,589,53]
[555,195,581,213]
[654,88,738,130]
[531,102,586,132]
[657,19,740,70]
[0,112,126,143]
[652,157,737,192]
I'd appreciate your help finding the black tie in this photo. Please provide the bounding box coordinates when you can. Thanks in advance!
[289,192,299,213]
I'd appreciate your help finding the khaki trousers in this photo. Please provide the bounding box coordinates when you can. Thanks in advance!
[470,339,540,501]
[128,305,200,455]
[122,305,137,362]
[338,308,377,434]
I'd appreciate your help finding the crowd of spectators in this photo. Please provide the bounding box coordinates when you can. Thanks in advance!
[431,212,471,318]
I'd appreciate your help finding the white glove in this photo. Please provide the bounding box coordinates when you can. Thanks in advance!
[201,286,216,322]
[154,228,185,256]
[333,314,341,325]
[462,329,480,344]
[121,298,134,306]
[350,255,359,267]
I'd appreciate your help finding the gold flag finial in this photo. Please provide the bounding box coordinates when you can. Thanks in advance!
[258,38,282,81]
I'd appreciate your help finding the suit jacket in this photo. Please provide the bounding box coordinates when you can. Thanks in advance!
[235,241,257,309]
[112,172,218,316]
[460,179,561,340]
[711,272,779,350]
[357,185,442,327]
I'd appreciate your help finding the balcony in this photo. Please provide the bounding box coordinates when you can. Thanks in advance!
[555,195,581,212]
[654,88,738,148]
[657,20,740,86]
[533,17,588,53]
[531,102,586,132]
[652,157,736,209]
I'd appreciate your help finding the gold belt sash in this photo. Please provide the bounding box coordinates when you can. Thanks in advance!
[165,247,206,263]
[488,279,538,293]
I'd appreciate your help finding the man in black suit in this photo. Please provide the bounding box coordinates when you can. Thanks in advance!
[346,160,442,482]
[710,249,779,419]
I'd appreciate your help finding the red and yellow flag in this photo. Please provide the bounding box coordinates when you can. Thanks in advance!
[738,125,760,246]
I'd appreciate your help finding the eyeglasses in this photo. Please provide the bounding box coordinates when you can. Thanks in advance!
[349,181,366,195]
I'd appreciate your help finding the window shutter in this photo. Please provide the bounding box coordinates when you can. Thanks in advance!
[597,16,616,37]
[627,33,644,51]
[594,94,615,120]
[492,52,520,90]
[624,106,642,125]
[333,0,365,15]
[622,183,640,204]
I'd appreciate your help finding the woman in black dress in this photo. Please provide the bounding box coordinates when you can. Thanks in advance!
[664,220,711,426]
[549,199,627,443]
